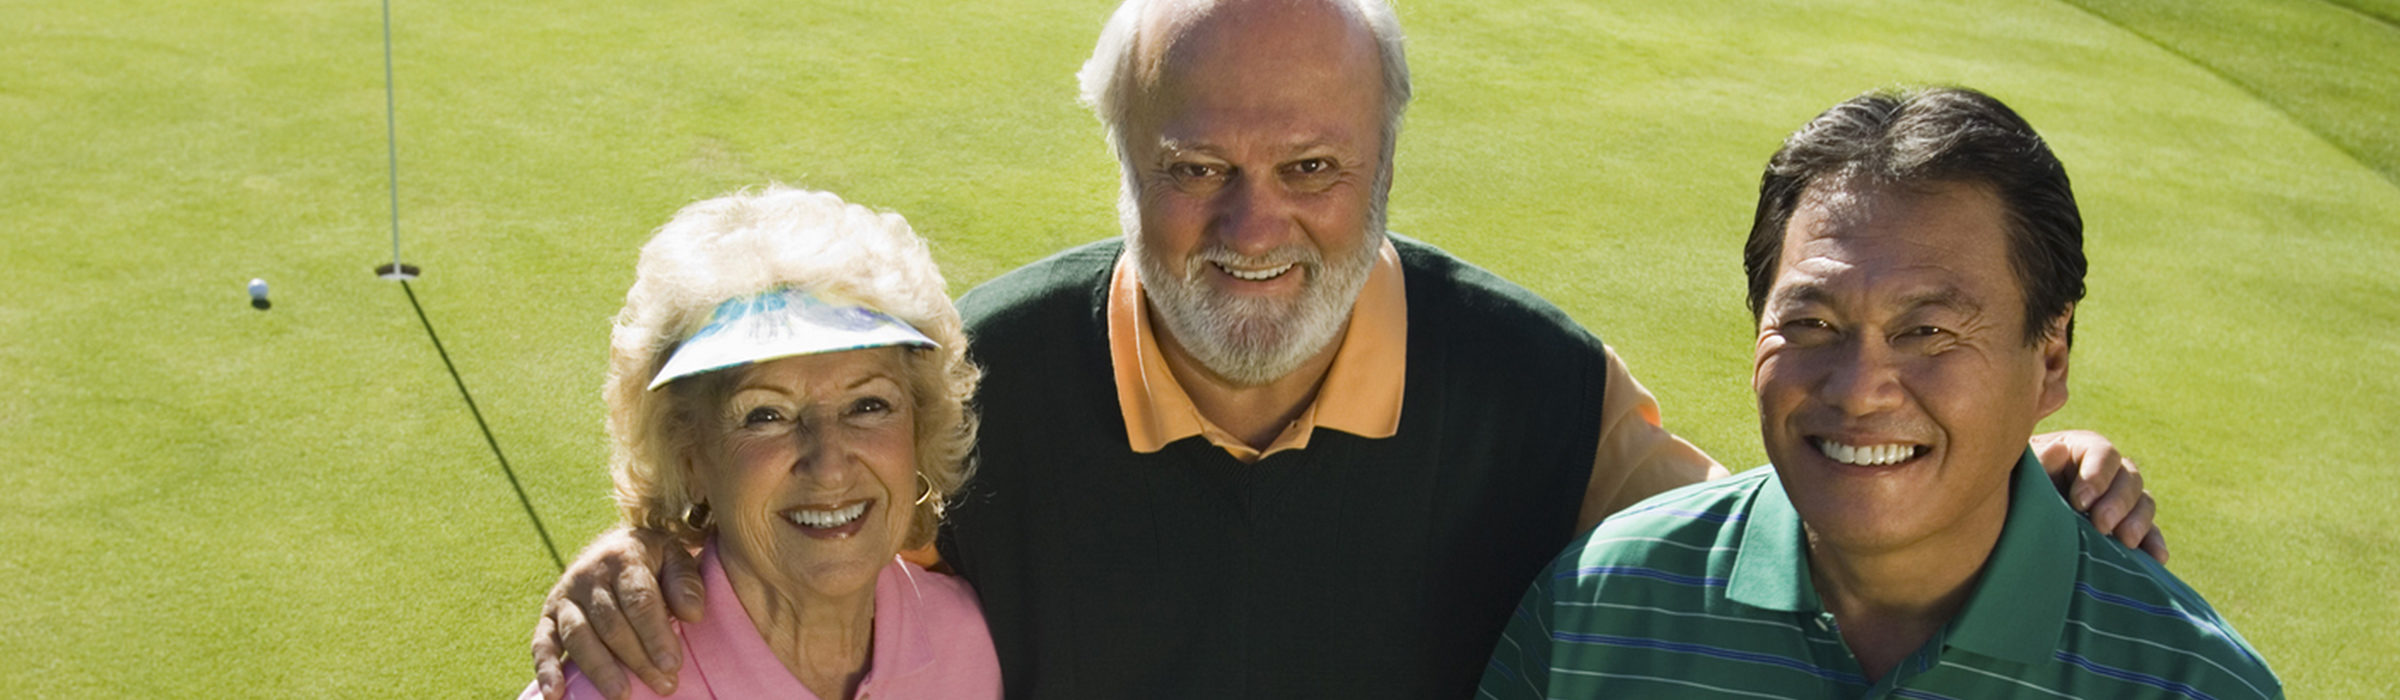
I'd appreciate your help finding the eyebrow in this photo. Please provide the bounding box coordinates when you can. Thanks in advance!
[731,370,900,396]
[1893,287,1981,316]
[1155,136,1347,160]
[1154,139,1213,158]
[1766,283,1982,315]
[1767,283,1832,310]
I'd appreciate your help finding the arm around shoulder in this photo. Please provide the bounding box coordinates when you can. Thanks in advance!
[521,667,634,700]
[1577,346,1728,531]
[531,526,704,700]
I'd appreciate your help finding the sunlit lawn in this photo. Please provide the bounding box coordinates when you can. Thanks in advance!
[1,0,2390,695]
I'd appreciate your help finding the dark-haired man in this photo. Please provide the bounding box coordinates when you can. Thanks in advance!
[1479,87,2279,699]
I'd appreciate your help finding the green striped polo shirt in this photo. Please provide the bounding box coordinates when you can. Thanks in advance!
[1479,450,2281,699]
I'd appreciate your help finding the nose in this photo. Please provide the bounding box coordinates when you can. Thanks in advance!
[788,421,853,487]
[1816,336,1905,417]
[1210,172,1297,259]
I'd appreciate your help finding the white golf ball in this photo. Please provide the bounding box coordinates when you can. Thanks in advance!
[248,278,268,299]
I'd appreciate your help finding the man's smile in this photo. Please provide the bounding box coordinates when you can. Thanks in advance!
[1216,261,1295,281]
[1810,437,1928,467]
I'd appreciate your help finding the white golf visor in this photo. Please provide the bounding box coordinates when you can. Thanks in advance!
[648,286,937,390]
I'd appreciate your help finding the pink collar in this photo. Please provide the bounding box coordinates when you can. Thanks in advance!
[680,542,939,698]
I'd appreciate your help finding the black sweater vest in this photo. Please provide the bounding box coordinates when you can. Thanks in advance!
[941,235,1608,699]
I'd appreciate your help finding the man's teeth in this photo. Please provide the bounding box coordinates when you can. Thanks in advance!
[1818,440,1915,466]
[786,502,868,528]
[1219,262,1294,281]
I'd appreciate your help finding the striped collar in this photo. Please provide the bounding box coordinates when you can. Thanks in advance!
[1727,449,2079,664]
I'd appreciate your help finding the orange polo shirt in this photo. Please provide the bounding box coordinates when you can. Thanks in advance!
[1100,239,1718,511]
[1106,241,1409,461]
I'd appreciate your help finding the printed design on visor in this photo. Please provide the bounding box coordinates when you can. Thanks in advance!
[648,286,936,390]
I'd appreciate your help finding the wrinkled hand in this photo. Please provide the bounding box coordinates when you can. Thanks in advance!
[2032,430,2168,564]
[531,527,706,700]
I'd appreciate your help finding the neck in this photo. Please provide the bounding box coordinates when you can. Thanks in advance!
[1151,308,1346,456]
[720,551,877,700]
[1803,495,2007,682]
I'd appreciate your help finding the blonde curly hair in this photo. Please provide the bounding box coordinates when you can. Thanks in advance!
[604,185,979,550]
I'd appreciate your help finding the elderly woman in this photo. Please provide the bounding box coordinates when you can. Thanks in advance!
[524,186,999,700]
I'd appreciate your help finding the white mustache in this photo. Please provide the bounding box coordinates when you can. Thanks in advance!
[1184,245,1322,278]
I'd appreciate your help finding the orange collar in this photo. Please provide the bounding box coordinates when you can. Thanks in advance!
[1106,239,1407,462]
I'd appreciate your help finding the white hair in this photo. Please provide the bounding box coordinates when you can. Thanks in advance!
[1076,0,1411,176]
[605,185,979,549]
[1077,0,1409,384]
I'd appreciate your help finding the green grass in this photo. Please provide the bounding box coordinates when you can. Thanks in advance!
[2059,0,2400,184]
[1,0,2390,696]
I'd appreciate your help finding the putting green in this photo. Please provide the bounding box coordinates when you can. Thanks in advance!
[1,0,2389,695]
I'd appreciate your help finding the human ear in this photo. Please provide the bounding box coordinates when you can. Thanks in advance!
[676,434,717,506]
[2034,304,2074,419]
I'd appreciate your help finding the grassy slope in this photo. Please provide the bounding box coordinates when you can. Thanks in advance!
[2059,0,2400,185]
[2321,0,2400,35]
[2323,0,2400,22]
[0,0,2389,695]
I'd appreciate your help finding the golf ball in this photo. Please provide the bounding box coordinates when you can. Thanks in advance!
[248,278,268,299]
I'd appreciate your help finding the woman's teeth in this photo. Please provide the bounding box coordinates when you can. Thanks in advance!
[786,502,868,529]
[1219,262,1294,281]
[1817,440,1916,466]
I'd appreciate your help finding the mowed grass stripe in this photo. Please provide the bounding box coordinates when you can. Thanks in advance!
[2322,0,2400,27]
[2061,0,2400,184]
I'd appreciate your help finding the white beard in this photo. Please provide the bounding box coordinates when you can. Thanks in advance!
[1121,186,1385,388]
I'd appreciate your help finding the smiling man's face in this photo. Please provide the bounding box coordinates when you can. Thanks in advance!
[1119,0,1388,387]
[1752,178,2071,555]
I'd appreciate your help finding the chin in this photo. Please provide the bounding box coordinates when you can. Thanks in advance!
[1802,509,1932,552]
[1773,459,1932,550]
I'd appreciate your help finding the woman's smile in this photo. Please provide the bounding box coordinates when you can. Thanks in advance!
[784,500,874,537]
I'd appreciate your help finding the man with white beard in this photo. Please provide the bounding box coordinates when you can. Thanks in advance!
[530,1,2164,698]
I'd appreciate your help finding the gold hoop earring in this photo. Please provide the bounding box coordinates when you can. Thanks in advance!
[681,501,713,531]
[913,472,938,507]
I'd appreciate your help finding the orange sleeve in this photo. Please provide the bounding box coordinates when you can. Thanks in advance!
[1576,346,1728,532]
[899,543,949,573]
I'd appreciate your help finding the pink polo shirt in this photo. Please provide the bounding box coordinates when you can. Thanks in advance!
[531,543,1000,700]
